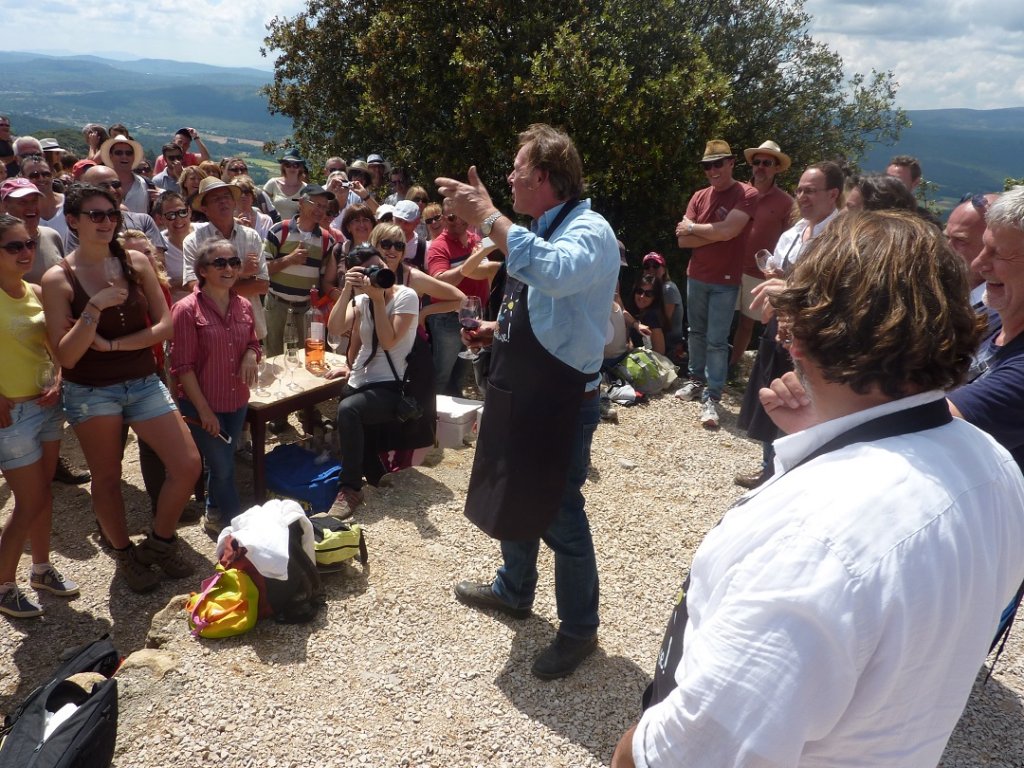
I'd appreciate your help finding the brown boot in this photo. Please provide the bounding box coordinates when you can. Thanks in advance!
[136,533,195,579]
[113,544,159,594]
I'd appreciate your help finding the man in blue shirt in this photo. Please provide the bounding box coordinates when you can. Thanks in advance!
[437,124,619,679]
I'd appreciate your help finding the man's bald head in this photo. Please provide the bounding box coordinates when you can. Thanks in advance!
[945,195,997,286]
[81,164,123,205]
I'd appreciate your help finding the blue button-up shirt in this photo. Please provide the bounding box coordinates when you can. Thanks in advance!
[505,199,619,389]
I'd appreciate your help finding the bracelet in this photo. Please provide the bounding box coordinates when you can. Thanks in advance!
[80,310,96,327]
[87,300,101,313]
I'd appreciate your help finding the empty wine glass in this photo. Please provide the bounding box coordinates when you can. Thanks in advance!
[754,249,781,276]
[255,358,269,397]
[457,296,483,361]
[284,344,302,391]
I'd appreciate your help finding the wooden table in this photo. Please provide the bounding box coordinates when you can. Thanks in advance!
[245,351,346,502]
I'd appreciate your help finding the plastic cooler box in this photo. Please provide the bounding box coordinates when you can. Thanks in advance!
[435,395,483,448]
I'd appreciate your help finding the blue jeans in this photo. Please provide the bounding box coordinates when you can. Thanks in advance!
[180,401,248,523]
[686,277,739,400]
[493,394,601,639]
[428,312,467,396]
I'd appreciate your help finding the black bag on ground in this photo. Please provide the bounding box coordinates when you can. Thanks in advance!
[0,635,120,768]
[262,519,326,624]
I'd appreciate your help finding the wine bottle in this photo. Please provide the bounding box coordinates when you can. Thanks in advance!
[304,287,326,374]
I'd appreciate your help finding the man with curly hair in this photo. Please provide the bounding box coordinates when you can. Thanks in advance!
[615,211,1024,767]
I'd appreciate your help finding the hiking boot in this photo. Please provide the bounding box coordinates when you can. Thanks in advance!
[113,545,159,594]
[30,566,80,597]
[334,486,364,520]
[53,456,90,485]
[734,468,770,489]
[202,513,228,540]
[674,379,704,401]
[136,533,195,579]
[531,633,598,680]
[0,584,43,618]
[454,580,531,619]
[699,398,720,429]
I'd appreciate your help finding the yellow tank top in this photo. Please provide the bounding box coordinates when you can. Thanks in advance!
[0,282,50,398]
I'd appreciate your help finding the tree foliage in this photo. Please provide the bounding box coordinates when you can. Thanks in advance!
[263,0,906,256]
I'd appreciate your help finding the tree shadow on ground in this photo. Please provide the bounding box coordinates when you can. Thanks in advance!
[494,616,648,766]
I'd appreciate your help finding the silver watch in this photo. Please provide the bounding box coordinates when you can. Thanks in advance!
[480,211,502,237]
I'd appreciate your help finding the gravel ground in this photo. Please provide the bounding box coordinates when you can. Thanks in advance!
[2,379,1024,767]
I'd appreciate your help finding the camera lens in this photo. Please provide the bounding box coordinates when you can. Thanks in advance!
[366,265,396,289]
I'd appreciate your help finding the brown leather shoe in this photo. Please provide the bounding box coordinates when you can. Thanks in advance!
[734,469,769,489]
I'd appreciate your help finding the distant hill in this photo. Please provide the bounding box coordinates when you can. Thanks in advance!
[861,107,1024,213]
[0,51,291,147]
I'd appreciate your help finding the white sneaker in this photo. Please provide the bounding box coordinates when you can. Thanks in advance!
[674,380,703,401]
[699,399,720,429]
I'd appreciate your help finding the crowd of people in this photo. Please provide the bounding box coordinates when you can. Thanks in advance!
[3,114,1024,765]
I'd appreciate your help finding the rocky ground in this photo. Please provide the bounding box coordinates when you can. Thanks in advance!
[2,381,1023,767]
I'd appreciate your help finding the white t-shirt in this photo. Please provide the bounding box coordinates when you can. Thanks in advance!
[634,391,1024,768]
[348,285,419,388]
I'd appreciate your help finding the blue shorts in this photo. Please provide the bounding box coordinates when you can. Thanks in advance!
[0,399,64,471]
[62,374,177,426]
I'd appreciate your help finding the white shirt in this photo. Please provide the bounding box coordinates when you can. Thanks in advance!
[348,286,419,388]
[182,222,269,338]
[771,208,839,271]
[634,391,1024,768]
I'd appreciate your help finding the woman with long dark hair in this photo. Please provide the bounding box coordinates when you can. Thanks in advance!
[41,184,201,594]
[623,273,668,355]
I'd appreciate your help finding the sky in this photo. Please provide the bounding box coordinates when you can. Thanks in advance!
[5,0,1024,112]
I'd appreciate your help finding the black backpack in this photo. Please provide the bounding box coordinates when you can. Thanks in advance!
[0,636,120,768]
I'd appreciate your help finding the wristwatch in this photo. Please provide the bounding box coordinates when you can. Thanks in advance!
[480,211,502,237]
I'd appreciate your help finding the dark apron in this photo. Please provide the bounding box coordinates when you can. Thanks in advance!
[464,201,589,541]
[642,397,953,710]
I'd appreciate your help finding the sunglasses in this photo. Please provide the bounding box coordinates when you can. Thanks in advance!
[750,158,776,167]
[699,159,727,171]
[412,197,428,204]
[81,209,119,223]
[209,256,243,269]
[445,213,459,222]
[164,155,184,162]
[135,165,152,173]
[960,192,989,213]
[164,207,191,221]
[378,239,406,251]
[227,165,247,173]
[97,180,122,190]
[425,215,443,226]
[111,149,134,158]
[27,170,53,180]
[282,161,304,168]
[0,122,10,128]
[634,288,655,298]
[1,238,38,254]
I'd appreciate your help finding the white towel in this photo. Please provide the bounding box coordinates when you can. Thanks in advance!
[216,499,316,580]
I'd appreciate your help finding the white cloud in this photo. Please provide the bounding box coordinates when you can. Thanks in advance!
[806,0,1024,109]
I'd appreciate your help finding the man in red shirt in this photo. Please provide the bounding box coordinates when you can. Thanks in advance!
[674,140,759,428]
[153,128,210,174]
[426,197,486,395]
[730,141,794,373]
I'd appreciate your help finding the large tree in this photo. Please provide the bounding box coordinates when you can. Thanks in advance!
[263,0,905,255]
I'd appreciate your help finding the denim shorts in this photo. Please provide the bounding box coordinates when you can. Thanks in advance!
[62,374,177,426]
[0,399,64,471]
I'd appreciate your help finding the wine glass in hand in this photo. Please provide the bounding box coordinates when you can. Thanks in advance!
[457,296,483,361]
[104,256,123,285]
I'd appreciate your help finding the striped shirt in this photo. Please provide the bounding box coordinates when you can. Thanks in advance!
[170,289,261,412]
[264,217,335,302]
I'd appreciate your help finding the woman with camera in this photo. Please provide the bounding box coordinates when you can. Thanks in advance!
[326,244,419,515]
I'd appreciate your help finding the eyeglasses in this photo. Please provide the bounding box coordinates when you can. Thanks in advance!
[209,256,242,269]
[750,158,776,167]
[960,192,989,213]
[377,239,406,251]
[164,207,191,221]
[412,197,428,204]
[445,214,458,222]
[81,209,120,223]
[634,288,655,298]
[110,149,134,158]
[425,215,443,226]
[27,171,53,180]
[227,165,247,173]
[0,238,38,254]
[699,159,727,170]
[795,186,824,196]
[97,180,122,190]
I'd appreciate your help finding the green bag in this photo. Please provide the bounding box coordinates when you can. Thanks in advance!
[309,515,368,571]
[185,565,260,638]
[613,348,678,394]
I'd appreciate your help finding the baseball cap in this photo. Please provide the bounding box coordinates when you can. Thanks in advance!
[1,178,43,201]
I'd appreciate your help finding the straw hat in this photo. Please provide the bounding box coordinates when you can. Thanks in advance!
[99,135,143,167]
[743,140,791,172]
[192,177,242,211]
[701,140,734,162]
